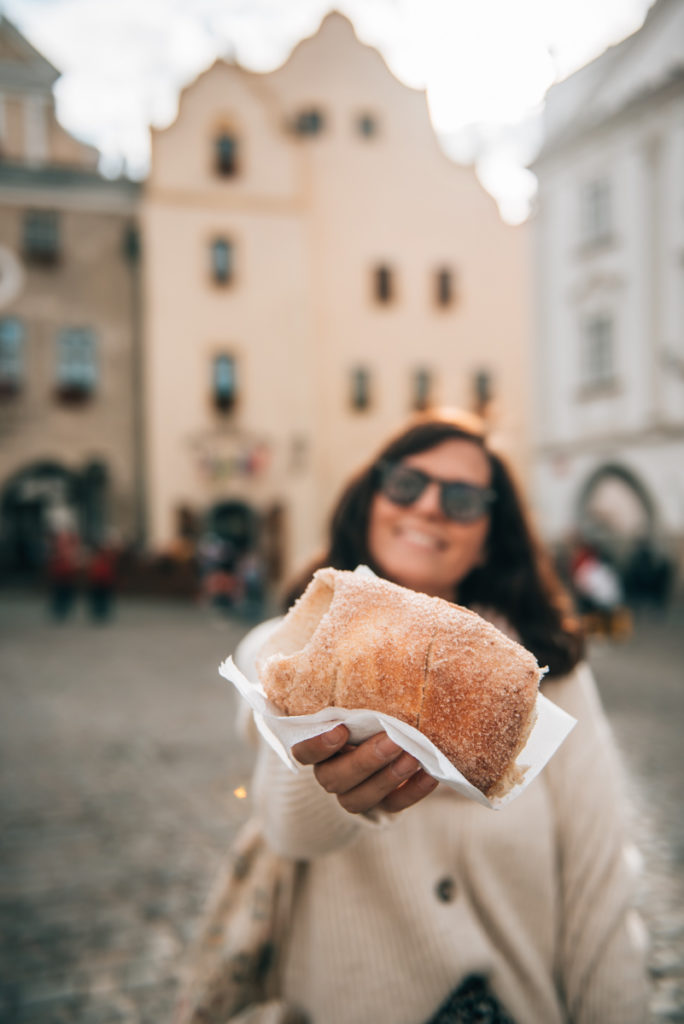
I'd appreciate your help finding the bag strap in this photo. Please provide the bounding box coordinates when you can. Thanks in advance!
[173,817,303,1023]
[263,847,303,1001]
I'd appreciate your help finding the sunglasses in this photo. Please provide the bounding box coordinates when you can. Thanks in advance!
[377,460,496,523]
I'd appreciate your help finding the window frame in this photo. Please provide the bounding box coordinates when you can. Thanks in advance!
[473,369,493,415]
[350,365,372,412]
[214,131,239,178]
[23,208,60,265]
[581,178,612,247]
[435,267,455,308]
[581,312,616,391]
[356,112,378,139]
[212,352,238,413]
[210,237,235,286]
[293,108,325,137]
[412,367,432,412]
[373,264,394,305]
[0,316,24,396]
[55,326,97,403]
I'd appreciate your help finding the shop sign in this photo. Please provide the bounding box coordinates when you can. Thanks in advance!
[188,429,272,483]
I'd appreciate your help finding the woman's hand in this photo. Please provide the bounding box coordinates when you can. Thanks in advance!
[291,725,439,815]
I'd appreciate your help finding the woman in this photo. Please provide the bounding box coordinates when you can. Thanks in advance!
[236,408,649,1024]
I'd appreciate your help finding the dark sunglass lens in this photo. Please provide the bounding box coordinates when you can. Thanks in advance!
[442,484,489,522]
[382,465,426,506]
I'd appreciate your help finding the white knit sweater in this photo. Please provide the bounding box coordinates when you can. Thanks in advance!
[236,624,649,1024]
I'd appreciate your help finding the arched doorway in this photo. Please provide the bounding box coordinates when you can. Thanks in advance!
[202,498,288,585]
[206,500,259,560]
[576,464,655,559]
[0,459,110,579]
[1,462,75,576]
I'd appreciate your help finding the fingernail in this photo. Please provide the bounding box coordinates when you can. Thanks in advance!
[324,725,345,746]
[376,735,401,757]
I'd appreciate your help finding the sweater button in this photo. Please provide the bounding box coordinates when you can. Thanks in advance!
[435,876,456,903]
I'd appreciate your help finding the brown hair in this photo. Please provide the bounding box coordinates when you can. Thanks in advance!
[284,408,584,677]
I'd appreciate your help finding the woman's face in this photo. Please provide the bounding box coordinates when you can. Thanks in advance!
[367,438,492,601]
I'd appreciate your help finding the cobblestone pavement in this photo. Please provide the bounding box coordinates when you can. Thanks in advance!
[588,605,684,1023]
[0,595,256,1023]
[0,593,682,1023]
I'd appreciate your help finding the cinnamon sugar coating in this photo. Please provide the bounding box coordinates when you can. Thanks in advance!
[256,568,542,797]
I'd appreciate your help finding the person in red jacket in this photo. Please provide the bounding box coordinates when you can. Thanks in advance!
[46,525,82,621]
[86,539,118,622]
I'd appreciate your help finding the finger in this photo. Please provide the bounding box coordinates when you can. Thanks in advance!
[333,750,424,814]
[377,770,439,814]
[313,732,405,795]
[292,725,349,766]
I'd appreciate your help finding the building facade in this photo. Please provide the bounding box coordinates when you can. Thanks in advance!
[143,12,531,581]
[531,0,684,578]
[0,16,142,579]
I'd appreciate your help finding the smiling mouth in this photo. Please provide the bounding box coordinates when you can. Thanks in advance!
[397,527,446,551]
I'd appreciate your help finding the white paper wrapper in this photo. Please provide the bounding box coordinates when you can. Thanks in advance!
[219,654,576,810]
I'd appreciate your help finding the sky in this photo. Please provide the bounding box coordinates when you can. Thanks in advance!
[3,0,655,223]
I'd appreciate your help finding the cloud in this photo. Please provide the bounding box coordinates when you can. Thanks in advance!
[3,0,655,211]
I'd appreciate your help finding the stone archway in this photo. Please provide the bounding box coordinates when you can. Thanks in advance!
[206,500,259,560]
[0,459,111,578]
[203,499,286,584]
[576,463,655,558]
[0,461,76,575]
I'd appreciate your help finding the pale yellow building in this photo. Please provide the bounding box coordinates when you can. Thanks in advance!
[143,12,530,582]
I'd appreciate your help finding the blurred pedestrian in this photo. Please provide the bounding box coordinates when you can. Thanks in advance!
[625,537,675,616]
[85,537,119,623]
[197,532,241,613]
[238,549,266,620]
[45,509,82,622]
[570,541,625,637]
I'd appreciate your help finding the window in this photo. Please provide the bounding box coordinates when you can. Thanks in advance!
[581,179,612,245]
[0,317,23,395]
[23,209,59,264]
[294,108,324,136]
[213,354,237,412]
[215,133,238,177]
[210,238,234,285]
[56,327,97,401]
[356,113,378,138]
[436,266,456,305]
[474,369,493,415]
[435,267,455,307]
[350,366,371,411]
[583,314,615,388]
[412,368,432,411]
[374,264,394,304]
[123,225,140,264]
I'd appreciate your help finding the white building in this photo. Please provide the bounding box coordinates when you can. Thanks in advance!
[143,12,530,583]
[531,0,684,581]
